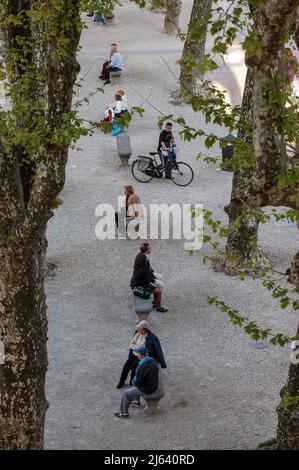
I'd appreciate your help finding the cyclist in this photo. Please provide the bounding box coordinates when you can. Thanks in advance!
[157,122,176,179]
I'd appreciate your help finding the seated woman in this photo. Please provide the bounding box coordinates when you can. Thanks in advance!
[115,184,143,233]
[101,94,125,124]
[114,94,127,117]
[116,89,128,111]
[131,253,168,313]
[117,320,167,390]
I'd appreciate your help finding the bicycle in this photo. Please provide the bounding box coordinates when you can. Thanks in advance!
[131,152,194,187]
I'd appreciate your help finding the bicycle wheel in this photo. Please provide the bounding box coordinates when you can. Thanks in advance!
[171,161,194,186]
[131,159,154,183]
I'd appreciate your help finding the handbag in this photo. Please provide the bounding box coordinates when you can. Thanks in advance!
[133,283,156,299]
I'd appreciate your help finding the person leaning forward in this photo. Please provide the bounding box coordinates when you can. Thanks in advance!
[114,346,159,418]
[117,320,167,389]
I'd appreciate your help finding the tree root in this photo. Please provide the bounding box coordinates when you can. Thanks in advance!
[212,247,271,276]
[257,437,277,450]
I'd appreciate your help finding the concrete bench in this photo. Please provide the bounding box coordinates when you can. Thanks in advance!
[116,132,131,167]
[132,293,152,322]
[143,369,165,415]
[110,70,122,84]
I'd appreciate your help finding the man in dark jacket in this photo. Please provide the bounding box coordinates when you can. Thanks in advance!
[115,346,159,418]
[116,320,167,389]
[157,122,175,179]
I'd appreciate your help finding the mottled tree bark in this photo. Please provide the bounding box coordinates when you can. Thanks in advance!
[0,236,48,449]
[164,0,181,35]
[179,0,212,100]
[277,255,299,449]
[0,0,81,449]
[223,1,299,274]
[239,0,299,448]
[148,0,166,12]
[223,70,263,272]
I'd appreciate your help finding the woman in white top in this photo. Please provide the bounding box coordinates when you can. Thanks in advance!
[102,93,125,123]
[114,94,126,116]
[116,89,128,111]
[117,321,149,389]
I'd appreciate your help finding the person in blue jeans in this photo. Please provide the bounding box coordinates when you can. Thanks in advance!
[164,133,177,161]
[115,346,159,418]
[94,11,105,25]
[157,122,176,179]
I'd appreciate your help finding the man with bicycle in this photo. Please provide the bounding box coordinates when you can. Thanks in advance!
[157,122,176,179]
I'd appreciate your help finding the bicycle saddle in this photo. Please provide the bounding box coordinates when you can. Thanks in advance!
[149,152,159,156]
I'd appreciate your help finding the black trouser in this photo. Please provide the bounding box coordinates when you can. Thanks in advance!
[115,210,126,232]
[118,349,139,386]
[101,62,122,80]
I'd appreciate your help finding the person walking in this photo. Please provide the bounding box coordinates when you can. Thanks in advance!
[117,320,167,389]
[115,346,159,418]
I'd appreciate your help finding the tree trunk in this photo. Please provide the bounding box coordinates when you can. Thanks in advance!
[223,0,299,270]
[276,323,299,449]
[276,254,299,450]
[148,0,167,12]
[0,0,81,449]
[179,0,212,100]
[164,0,182,35]
[0,236,48,449]
[222,70,266,273]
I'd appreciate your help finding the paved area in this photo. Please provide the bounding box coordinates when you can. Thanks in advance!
[44,0,299,449]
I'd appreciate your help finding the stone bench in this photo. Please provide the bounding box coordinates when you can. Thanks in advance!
[143,370,165,415]
[110,70,122,85]
[116,132,131,167]
[132,293,152,322]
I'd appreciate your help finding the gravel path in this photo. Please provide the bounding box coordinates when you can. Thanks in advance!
[44,1,299,450]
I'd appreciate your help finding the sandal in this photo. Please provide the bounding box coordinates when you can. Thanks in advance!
[156,307,168,313]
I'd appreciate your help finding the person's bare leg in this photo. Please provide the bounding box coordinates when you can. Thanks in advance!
[154,288,161,309]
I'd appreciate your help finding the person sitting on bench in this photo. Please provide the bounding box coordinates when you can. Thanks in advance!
[131,253,168,313]
[117,320,167,390]
[116,89,128,111]
[115,184,142,233]
[139,242,164,292]
[102,94,126,123]
[114,346,159,418]
[99,43,123,85]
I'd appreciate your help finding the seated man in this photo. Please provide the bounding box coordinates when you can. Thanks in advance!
[115,346,159,418]
[99,43,123,85]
